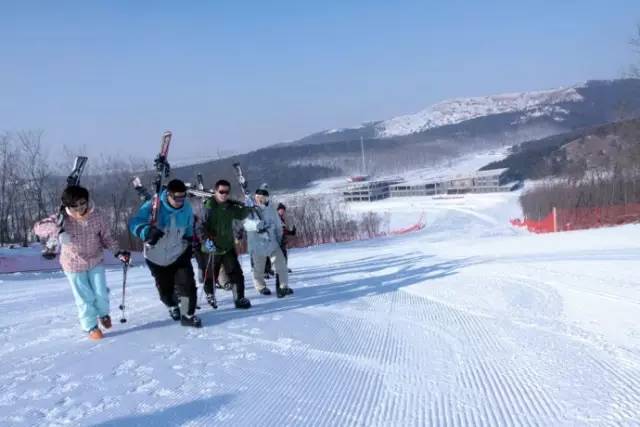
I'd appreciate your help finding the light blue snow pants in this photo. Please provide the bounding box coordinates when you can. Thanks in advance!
[64,265,109,331]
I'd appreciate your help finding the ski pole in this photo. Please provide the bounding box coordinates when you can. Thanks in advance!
[119,261,129,323]
[204,251,217,309]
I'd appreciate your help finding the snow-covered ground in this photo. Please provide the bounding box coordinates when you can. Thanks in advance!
[397,149,510,185]
[2,192,639,426]
[0,245,145,274]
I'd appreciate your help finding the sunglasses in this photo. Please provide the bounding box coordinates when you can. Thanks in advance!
[169,193,186,201]
[217,190,230,195]
[69,200,88,209]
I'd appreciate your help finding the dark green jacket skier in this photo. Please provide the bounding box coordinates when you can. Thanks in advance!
[197,179,253,309]
[200,195,252,255]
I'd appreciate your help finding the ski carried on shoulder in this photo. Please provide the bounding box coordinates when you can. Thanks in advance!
[233,162,260,212]
[186,187,214,199]
[150,131,172,225]
[66,156,89,188]
[196,173,205,191]
[232,162,267,238]
[185,173,215,199]
[42,156,88,259]
[232,162,250,197]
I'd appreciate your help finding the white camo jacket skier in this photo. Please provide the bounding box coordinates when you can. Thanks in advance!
[244,203,283,257]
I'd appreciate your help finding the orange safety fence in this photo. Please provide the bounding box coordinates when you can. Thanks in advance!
[510,214,556,233]
[389,212,426,235]
[510,203,640,233]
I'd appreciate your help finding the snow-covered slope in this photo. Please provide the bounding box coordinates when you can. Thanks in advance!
[2,193,639,426]
[376,87,583,138]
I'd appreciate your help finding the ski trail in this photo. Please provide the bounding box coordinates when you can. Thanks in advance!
[2,194,640,425]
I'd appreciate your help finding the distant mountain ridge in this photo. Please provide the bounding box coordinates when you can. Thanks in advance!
[284,79,640,147]
[172,79,640,192]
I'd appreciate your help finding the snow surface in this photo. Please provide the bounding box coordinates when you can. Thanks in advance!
[376,87,583,138]
[2,192,640,426]
[0,245,145,274]
[393,149,510,185]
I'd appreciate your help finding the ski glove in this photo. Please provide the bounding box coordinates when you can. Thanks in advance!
[144,225,165,246]
[256,220,267,233]
[58,230,71,245]
[55,206,66,228]
[115,250,131,264]
[203,239,217,253]
[244,219,266,233]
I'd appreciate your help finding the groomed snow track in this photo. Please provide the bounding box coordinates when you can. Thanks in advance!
[1,193,639,426]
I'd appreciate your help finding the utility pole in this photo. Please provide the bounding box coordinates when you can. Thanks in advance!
[360,136,366,175]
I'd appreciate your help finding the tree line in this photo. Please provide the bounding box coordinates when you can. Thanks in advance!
[0,130,387,251]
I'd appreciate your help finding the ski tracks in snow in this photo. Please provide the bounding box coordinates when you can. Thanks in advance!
[2,199,640,425]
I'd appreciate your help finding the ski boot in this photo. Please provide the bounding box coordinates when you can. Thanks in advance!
[88,326,103,340]
[234,298,252,309]
[205,292,218,309]
[180,314,202,328]
[99,315,112,329]
[168,306,181,321]
[277,286,294,298]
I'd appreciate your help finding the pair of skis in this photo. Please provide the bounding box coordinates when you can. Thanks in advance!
[233,163,268,241]
[41,156,89,260]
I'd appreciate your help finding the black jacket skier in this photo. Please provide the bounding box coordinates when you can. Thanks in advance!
[129,179,202,328]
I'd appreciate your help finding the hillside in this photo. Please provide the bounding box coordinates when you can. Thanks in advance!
[480,118,640,181]
[172,79,640,191]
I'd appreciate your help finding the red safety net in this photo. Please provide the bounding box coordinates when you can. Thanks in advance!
[511,203,640,233]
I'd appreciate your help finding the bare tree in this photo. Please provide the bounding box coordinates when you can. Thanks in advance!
[17,130,56,220]
[0,133,19,244]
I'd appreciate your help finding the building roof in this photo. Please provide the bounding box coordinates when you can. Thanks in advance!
[471,168,509,177]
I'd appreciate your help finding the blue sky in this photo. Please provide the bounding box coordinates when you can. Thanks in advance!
[0,1,638,162]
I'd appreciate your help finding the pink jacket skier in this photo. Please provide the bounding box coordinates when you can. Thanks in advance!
[33,185,129,340]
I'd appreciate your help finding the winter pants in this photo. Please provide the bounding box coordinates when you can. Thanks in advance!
[203,249,246,300]
[250,255,272,275]
[194,250,208,284]
[252,246,288,291]
[198,251,229,288]
[146,248,198,316]
[275,244,289,289]
[64,265,109,332]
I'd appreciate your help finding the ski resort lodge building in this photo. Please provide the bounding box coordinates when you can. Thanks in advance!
[343,168,520,202]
